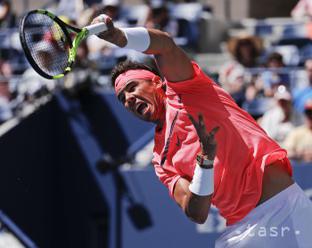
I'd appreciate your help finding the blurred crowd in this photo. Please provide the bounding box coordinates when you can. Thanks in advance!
[0,0,312,163]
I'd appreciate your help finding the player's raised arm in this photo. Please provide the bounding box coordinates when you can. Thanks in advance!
[91,14,194,82]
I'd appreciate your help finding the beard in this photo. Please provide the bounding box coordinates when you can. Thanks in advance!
[149,88,166,124]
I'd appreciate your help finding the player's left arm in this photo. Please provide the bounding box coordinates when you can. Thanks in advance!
[174,113,219,224]
[173,178,212,224]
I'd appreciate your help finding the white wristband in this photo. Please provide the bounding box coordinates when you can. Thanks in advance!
[189,163,214,196]
[121,27,150,52]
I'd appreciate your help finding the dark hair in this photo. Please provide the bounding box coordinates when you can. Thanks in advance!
[234,39,259,64]
[267,52,283,64]
[305,109,312,119]
[111,60,161,87]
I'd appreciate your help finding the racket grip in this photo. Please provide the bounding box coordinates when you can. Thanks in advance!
[85,23,107,36]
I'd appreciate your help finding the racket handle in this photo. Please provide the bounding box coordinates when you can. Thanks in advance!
[85,23,107,36]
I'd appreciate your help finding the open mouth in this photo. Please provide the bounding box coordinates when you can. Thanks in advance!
[136,102,148,116]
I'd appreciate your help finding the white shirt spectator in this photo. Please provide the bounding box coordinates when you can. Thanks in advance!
[260,105,302,144]
[291,0,312,20]
[260,87,303,144]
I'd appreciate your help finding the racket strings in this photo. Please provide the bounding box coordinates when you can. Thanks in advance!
[23,13,70,77]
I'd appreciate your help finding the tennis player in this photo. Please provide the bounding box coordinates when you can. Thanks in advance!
[92,14,312,247]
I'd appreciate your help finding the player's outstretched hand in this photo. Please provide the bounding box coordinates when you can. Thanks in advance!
[90,14,127,47]
[188,113,219,160]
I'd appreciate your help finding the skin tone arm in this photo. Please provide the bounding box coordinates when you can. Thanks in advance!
[174,114,219,224]
[91,15,194,82]
[174,178,212,224]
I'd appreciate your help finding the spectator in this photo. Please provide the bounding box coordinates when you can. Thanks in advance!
[283,99,312,162]
[266,52,285,68]
[291,0,312,21]
[0,60,12,123]
[226,35,262,68]
[0,80,12,123]
[259,86,302,144]
[293,58,312,112]
[244,52,289,106]
[258,52,290,97]
[219,35,262,106]
[145,1,178,37]
[0,59,11,76]
[0,0,16,28]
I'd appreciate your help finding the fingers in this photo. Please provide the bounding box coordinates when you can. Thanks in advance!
[209,126,220,137]
[198,113,204,127]
[187,113,204,127]
[188,112,220,139]
[91,14,110,24]
[91,14,114,29]
[188,113,220,132]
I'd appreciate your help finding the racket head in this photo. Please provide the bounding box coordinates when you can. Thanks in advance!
[19,10,77,79]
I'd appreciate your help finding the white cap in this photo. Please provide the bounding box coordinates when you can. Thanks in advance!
[274,85,292,101]
[102,0,119,6]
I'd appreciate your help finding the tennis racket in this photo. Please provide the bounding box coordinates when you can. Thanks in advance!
[19,9,107,80]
